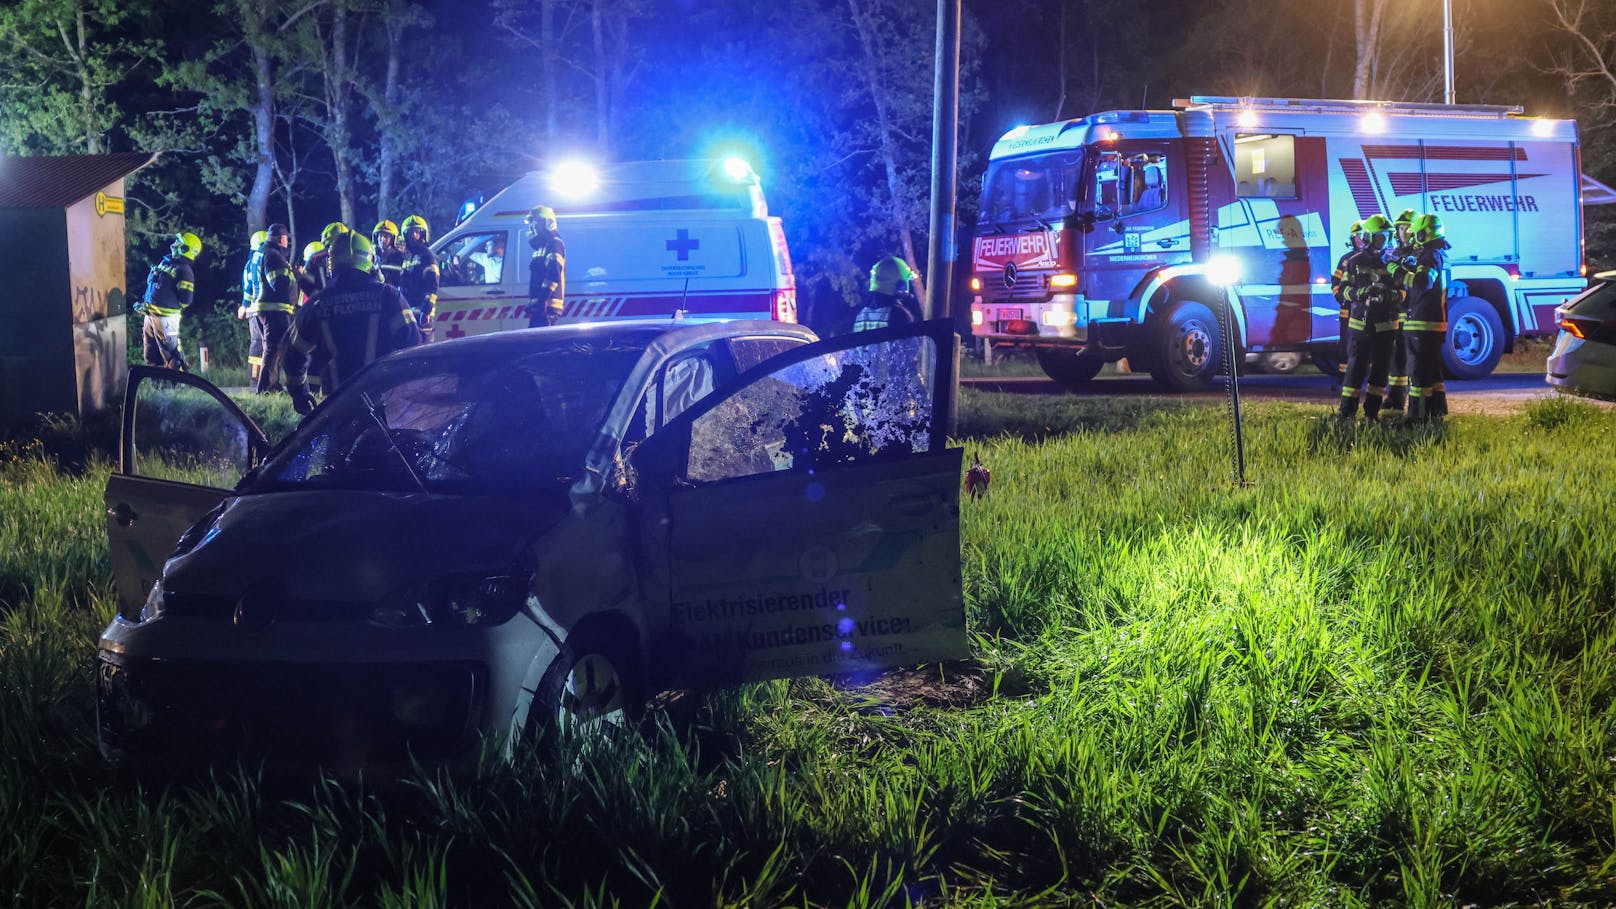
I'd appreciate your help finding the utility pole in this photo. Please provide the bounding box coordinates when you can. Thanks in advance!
[925,0,961,322]
[1443,0,1455,104]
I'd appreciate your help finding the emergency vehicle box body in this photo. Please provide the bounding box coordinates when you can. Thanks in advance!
[969,96,1594,383]
[432,159,797,339]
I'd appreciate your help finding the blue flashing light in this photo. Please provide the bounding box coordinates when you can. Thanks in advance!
[722,156,753,182]
[549,160,599,198]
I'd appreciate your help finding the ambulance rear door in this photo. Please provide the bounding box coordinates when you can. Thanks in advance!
[561,218,772,323]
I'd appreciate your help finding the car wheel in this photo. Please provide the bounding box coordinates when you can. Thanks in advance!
[1443,296,1505,380]
[526,639,642,747]
[1035,347,1105,385]
[1260,351,1303,375]
[1148,300,1222,391]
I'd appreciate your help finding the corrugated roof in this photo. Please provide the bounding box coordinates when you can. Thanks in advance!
[0,152,158,209]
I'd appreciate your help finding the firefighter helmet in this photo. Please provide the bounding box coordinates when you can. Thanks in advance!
[401,215,430,242]
[525,205,558,234]
[1394,208,1417,229]
[1360,214,1392,252]
[1347,221,1363,249]
[302,240,324,264]
[328,232,375,274]
[372,219,399,240]
[1414,213,1444,243]
[868,256,916,294]
[320,222,351,246]
[172,232,203,260]
[250,229,267,249]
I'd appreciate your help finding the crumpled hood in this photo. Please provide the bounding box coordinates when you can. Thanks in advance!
[163,490,568,605]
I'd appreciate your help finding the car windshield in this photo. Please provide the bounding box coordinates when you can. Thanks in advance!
[246,339,647,495]
[979,152,1085,227]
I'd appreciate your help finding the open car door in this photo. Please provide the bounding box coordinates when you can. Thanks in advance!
[632,320,966,688]
[105,366,271,617]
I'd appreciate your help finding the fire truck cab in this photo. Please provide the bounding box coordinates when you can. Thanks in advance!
[970,96,1591,389]
[432,159,798,339]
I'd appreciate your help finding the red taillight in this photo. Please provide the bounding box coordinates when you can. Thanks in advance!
[771,288,797,323]
[1561,317,1589,339]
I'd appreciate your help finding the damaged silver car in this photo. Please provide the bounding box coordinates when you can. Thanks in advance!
[98,320,966,771]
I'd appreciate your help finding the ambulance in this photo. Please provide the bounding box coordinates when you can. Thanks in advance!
[969,96,1603,389]
[430,158,798,339]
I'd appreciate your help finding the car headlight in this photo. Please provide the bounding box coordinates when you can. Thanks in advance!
[129,579,165,623]
[369,573,531,629]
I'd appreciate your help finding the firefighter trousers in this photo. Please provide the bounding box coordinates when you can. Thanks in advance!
[1404,328,1447,421]
[247,312,264,380]
[1384,324,1408,413]
[142,313,187,371]
[254,311,293,394]
[1339,320,1397,419]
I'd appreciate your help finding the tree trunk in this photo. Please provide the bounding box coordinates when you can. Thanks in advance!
[377,4,403,220]
[847,0,924,300]
[330,0,356,225]
[74,0,100,153]
[591,0,609,154]
[1352,0,1388,99]
[542,0,558,144]
[246,13,275,235]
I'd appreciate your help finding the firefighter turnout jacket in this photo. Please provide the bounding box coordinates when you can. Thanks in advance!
[376,246,405,287]
[852,290,920,333]
[142,255,194,317]
[258,243,298,313]
[401,242,440,324]
[289,269,422,391]
[528,234,566,323]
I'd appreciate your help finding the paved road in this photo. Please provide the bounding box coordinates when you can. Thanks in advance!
[962,370,1558,408]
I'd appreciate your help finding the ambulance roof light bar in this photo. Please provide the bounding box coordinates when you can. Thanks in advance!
[1175,96,1526,119]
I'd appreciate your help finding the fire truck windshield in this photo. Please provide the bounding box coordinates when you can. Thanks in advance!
[980,152,1084,229]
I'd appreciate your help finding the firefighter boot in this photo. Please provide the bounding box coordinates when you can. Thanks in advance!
[1429,387,1448,421]
[1403,393,1426,424]
[1384,380,1406,415]
[1364,389,1383,422]
[1338,391,1360,420]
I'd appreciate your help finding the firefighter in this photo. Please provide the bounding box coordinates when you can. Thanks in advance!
[1383,208,1420,415]
[240,229,268,385]
[1339,214,1403,420]
[300,222,348,297]
[399,214,440,339]
[525,205,566,327]
[852,256,922,332]
[298,240,324,302]
[372,219,404,286]
[286,232,422,414]
[136,232,202,371]
[254,224,297,394]
[1330,221,1365,367]
[1389,213,1451,421]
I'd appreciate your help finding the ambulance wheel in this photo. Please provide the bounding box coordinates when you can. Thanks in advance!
[527,637,643,747]
[1036,348,1105,385]
[1443,296,1505,380]
[1149,300,1222,391]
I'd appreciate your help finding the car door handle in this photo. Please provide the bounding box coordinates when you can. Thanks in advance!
[486,289,507,296]
[888,493,937,517]
[108,502,137,527]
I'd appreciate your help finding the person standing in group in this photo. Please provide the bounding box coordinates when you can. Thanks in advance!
[525,206,566,327]
[1389,213,1452,422]
[1330,221,1364,376]
[1338,215,1403,421]
[372,220,404,286]
[240,229,267,386]
[285,233,421,414]
[298,240,324,301]
[852,256,922,332]
[136,232,202,371]
[300,223,348,297]
[1383,208,1419,415]
[400,215,440,340]
[254,224,298,394]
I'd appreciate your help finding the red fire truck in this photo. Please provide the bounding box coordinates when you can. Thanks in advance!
[969,96,1594,389]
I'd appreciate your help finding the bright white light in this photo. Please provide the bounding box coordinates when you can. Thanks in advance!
[722,157,753,181]
[549,160,599,198]
[1002,125,1030,140]
[1207,256,1242,287]
[1237,109,1258,128]
[1531,119,1554,137]
[1361,112,1388,134]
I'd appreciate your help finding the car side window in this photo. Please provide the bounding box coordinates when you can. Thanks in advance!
[685,333,938,484]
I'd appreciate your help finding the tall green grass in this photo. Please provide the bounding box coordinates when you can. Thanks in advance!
[1,393,1614,905]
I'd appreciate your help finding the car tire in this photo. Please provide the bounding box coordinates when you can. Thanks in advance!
[1148,300,1222,391]
[1442,296,1505,380]
[1035,347,1105,385]
[1260,351,1303,375]
[525,638,643,748]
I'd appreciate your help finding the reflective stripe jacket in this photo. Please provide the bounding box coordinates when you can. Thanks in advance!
[290,269,422,390]
[852,292,919,332]
[241,248,265,313]
[142,255,194,317]
[1392,239,1451,328]
[258,244,298,313]
[528,234,566,315]
[1330,249,1355,321]
[401,242,440,322]
[1344,249,1402,330]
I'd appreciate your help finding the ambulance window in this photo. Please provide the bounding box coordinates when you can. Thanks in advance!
[1234,135,1297,199]
[439,232,508,286]
[1091,150,1169,219]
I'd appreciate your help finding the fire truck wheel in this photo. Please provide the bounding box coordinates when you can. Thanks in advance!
[1149,300,1222,392]
[1035,348,1105,385]
[526,637,644,749]
[1442,296,1505,380]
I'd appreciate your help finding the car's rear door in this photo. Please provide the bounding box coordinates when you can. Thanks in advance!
[632,320,966,688]
[105,366,271,616]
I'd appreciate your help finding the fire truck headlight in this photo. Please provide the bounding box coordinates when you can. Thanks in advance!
[549,160,600,198]
[968,275,982,292]
[1207,256,1242,287]
[1049,273,1078,288]
[971,310,984,326]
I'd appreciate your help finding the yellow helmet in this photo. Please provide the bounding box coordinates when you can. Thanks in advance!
[172,232,203,260]
[328,232,375,273]
[1414,213,1444,243]
[526,206,558,232]
[302,240,324,263]
[320,222,350,246]
[401,215,430,242]
[372,219,399,239]
[868,256,916,294]
[249,229,268,248]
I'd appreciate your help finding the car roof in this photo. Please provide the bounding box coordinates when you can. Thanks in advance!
[385,319,817,367]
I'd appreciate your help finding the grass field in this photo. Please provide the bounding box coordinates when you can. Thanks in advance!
[2,391,1614,906]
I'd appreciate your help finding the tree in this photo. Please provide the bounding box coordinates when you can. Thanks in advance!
[1546,0,1616,124]
[0,0,150,154]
